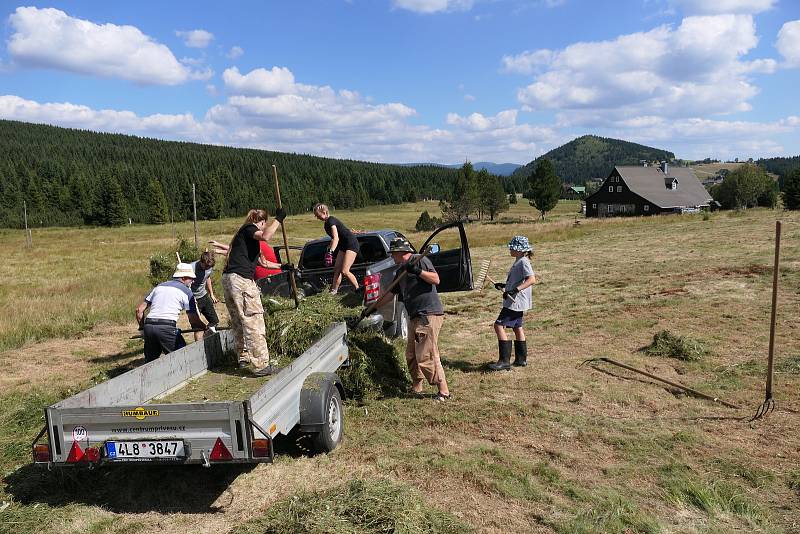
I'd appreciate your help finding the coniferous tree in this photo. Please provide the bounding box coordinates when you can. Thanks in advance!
[99,175,128,226]
[480,173,510,221]
[145,178,169,224]
[440,162,478,222]
[781,169,800,210]
[196,173,224,220]
[528,158,560,220]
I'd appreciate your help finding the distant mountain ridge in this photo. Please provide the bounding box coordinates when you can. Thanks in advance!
[506,135,675,191]
[398,161,521,176]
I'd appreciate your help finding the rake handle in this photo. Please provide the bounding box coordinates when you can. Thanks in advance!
[272,165,300,309]
[361,249,431,319]
[765,220,781,400]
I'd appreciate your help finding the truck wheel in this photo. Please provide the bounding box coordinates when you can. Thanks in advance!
[392,303,409,340]
[311,384,343,453]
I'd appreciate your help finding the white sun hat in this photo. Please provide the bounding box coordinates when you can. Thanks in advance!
[172,262,196,279]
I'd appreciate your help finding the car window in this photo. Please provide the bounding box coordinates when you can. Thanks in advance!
[300,235,388,269]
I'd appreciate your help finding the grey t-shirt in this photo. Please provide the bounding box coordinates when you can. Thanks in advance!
[391,256,444,318]
[190,261,213,299]
[503,256,534,311]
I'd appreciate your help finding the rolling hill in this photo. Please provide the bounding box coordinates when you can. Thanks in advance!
[506,135,675,192]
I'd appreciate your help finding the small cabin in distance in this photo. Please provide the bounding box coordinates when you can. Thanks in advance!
[585,162,712,218]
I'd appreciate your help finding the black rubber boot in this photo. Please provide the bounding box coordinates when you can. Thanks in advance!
[489,340,513,371]
[513,340,528,367]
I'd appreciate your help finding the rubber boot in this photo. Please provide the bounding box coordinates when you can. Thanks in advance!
[513,340,528,367]
[489,340,513,371]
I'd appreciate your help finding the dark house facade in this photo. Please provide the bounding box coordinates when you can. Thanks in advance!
[585,163,712,218]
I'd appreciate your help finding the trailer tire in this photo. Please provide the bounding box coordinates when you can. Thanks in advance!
[311,384,343,453]
[299,373,344,454]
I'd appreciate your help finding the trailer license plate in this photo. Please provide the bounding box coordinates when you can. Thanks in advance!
[106,440,184,459]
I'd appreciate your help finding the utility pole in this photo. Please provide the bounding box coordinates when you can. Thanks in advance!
[23,200,32,247]
[192,182,198,249]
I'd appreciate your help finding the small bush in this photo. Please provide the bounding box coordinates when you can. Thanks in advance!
[233,478,473,534]
[148,237,200,285]
[642,330,709,361]
[415,210,442,232]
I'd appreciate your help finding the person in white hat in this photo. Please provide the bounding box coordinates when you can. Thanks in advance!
[135,262,208,363]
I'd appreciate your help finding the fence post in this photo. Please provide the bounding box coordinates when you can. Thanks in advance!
[23,200,32,247]
[192,182,198,249]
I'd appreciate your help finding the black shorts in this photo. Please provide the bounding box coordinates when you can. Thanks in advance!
[196,294,219,326]
[495,307,524,328]
[336,240,360,255]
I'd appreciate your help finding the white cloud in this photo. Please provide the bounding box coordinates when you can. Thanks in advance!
[7,7,204,85]
[392,0,474,14]
[222,66,297,96]
[669,0,775,15]
[227,46,244,59]
[501,49,554,75]
[512,15,775,123]
[777,20,800,68]
[463,94,476,101]
[175,29,214,48]
[206,84,218,97]
[0,95,205,136]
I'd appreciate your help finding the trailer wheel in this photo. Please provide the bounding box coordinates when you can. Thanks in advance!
[311,384,343,453]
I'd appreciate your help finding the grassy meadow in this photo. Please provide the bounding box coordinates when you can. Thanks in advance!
[1,200,799,533]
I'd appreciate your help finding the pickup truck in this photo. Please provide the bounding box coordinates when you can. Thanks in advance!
[32,323,350,468]
[258,221,474,339]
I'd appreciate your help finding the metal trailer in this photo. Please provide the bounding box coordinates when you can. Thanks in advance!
[32,322,349,468]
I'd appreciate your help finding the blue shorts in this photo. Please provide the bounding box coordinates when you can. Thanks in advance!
[495,307,524,328]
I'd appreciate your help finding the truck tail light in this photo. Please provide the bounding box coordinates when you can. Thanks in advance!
[251,439,270,458]
[85,446,101,463]
[363,273,381,304]
[66,441,85,463]
[209,438,233,461]
[33,443,50,463]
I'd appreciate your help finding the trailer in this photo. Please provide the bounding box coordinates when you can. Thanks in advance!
[32,322,349,467]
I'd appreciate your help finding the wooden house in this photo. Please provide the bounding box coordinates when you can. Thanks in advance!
[584,163,712,218]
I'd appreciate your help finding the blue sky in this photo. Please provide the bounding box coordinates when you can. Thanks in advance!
[1,0,799,164]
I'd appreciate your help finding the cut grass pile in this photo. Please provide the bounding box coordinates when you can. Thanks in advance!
[161,292,409,403]
[266,292,409,400]
[232,477,473,534]
[148,237,200,285]
[642,330,710,361]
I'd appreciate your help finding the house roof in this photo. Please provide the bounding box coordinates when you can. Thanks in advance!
[615,166,712,208]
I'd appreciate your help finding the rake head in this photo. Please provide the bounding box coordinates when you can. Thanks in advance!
[474,259,491,291]
[749,397,775,422]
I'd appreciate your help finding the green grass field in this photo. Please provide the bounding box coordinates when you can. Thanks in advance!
[1,201,798,533]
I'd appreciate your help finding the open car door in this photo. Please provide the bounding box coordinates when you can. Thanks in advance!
[419,221,473,293]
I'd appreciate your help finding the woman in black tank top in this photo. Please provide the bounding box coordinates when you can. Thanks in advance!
[313,203,360,294]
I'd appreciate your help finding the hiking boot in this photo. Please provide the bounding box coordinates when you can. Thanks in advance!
[253,365,280,377]
[488,340,513,371]
[513,340,528,367]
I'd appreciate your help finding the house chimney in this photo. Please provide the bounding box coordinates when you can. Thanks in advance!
[660,161,668,175]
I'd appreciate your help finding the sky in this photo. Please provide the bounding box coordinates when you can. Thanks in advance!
[1,0,799,164]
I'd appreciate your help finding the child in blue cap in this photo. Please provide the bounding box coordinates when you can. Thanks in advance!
[489,235,536,370]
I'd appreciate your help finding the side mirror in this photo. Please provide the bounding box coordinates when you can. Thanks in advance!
[427,243,441,254]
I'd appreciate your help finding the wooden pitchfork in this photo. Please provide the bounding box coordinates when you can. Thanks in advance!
[750,220,782,422]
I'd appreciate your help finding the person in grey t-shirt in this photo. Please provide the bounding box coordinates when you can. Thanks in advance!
[488,235,537,371]
[190,251,220,341]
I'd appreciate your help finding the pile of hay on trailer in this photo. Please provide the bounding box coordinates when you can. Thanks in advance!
[265,292,410,400]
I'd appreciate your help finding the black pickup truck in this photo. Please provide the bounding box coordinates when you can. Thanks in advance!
[258,221,474,338]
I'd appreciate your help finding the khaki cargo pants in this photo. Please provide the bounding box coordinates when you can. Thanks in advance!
[404,314,445,386]
[222,272,270,369]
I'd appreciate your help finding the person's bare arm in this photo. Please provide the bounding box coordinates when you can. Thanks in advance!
[205,278,217,303]
[187,311,206,333]
[329,225,340,251]
[255,220,280,242]
[135,300,149,328]
[418,269,440,286]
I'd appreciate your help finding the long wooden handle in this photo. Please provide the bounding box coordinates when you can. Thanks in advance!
[363,249,430,317]
[272,165,300,308]
[766,220,781,399]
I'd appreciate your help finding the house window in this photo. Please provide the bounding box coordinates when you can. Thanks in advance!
[617,186,622,192]
[592,203,597,208]
[644,205,649,212]
[609,186,614,192]
[615,177,619,182]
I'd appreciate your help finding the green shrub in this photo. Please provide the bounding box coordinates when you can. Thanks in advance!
[415,210,442,232]
[642,330,709,361]
[148,237,200,285]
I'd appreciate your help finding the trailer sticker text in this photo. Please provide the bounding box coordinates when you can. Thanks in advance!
[72,426,87,441]
[121,407,160,420]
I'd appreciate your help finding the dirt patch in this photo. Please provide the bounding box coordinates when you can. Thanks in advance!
[0,323,142,392]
